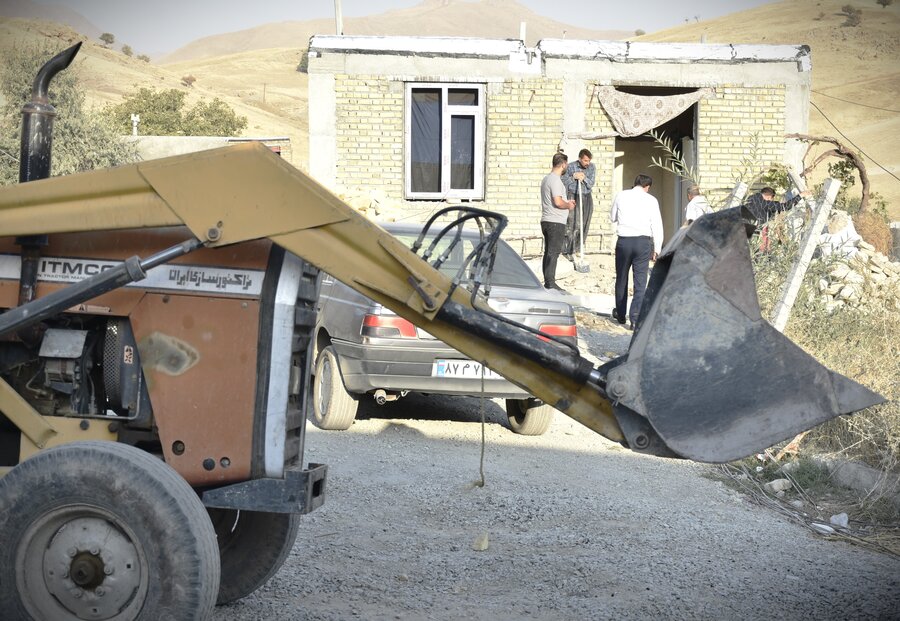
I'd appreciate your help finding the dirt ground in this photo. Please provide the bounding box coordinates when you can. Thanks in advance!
[213,318,900,621]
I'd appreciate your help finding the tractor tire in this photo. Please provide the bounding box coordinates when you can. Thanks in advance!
[505,398,554,436]
[311,345,359,430]
[210,509,301,604]
[0,441,220,621]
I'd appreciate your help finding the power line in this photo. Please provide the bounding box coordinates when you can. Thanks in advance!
[812,90,900,114]
[809,100,900,185]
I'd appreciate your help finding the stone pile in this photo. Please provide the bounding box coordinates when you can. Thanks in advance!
[817,240,900,313]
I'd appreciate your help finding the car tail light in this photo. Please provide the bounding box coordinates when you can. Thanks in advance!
[537,323,577,344]
[361,314,418,338]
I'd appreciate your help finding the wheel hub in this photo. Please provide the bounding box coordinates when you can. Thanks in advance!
[40,515,143,619]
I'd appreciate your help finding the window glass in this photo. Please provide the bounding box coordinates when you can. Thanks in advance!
[450,115,474,190]
[448,89,478,106]
[410,89,441,193]
[391,232,540,288]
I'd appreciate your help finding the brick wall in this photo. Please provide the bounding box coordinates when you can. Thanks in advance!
[697,85,787,206]
[485,79,564,255]
[330,76,788,257]
[333,75,404,197]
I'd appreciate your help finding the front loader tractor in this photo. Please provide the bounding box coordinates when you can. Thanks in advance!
[0,45,883,620]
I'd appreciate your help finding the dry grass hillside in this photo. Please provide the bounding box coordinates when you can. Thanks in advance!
[637,0,900,219]
[0,18,311,167]
[160,0,628,63]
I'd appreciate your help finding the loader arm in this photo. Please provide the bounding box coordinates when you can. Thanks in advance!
[0,143,883,462]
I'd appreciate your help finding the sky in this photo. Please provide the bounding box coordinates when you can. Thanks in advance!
[31,0,777,56]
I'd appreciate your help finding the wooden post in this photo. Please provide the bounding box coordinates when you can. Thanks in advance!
[770,177,841,333]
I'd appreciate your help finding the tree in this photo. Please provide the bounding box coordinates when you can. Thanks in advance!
[122,44,133,57]
[634,29,646,36]
[876,0,893,8]
[136,54,151,63]
[183,99,248,136]
[181,74,196,88]
[0,44,137,186]
[106,87,247,136]
[99,33,115,47]
[787,132,873,212]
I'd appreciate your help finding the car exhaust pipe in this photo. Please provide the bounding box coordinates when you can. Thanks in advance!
[373,389,402,406]
[14,43,82,333]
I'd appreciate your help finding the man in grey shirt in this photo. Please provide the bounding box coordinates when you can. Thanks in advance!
[540,152,576,292]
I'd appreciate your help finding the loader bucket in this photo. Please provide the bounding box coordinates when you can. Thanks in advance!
[604,207,884,463]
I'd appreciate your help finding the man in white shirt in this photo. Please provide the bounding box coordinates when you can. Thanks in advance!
[684,185,712,225]
[609,174,663,328]
[540,152,576,292]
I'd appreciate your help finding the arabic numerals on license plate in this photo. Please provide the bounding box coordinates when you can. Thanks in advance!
[434,359,499,379]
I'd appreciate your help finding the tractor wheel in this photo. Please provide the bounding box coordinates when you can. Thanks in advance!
[0,441,220,621]
[210,509,300,604]
[311,345,359,430]
[505,398,554,436]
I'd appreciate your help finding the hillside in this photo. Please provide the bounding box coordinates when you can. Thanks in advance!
[637,0,900,219]
[0,18,311,168]
[159,0,629,63]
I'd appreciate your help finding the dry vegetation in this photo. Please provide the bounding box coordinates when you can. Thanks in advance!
[720,215,900,553]
[752,216,899,472]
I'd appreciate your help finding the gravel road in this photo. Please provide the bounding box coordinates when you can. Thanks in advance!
[214,318,900,621]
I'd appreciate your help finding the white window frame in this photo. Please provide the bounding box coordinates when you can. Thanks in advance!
[404,82,485,200]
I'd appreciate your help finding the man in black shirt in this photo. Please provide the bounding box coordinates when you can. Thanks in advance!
[743,186,811,252]
[744,186,811,225]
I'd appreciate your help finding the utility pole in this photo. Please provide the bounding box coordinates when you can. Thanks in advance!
[334,0,344,35]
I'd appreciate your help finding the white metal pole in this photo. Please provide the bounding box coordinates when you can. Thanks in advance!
[334,0,344,35]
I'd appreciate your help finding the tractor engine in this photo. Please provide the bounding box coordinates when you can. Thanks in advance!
[0,318,144,420]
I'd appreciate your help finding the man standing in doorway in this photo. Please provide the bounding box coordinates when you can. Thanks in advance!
[684,184,712,225]
[540,152,576,292]
[562,148,596,261]
[610,174,663,328]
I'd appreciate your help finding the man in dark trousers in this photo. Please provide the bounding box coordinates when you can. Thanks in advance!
[562,148,596,261]
[540,152,576,292]
[610,174,663,328]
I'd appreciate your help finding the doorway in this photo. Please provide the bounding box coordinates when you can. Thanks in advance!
[611,86,698,244]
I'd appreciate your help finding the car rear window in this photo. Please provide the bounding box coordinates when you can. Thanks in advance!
[390,231,541,288]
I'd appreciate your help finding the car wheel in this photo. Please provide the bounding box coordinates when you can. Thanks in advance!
[505,398,554,435]
[0,441,219,621]
[312,345,359,430]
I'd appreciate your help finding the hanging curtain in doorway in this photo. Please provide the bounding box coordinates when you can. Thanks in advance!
[596,86,715,137]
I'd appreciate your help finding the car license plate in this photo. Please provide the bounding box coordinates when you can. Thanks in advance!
[432,359,503,380]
